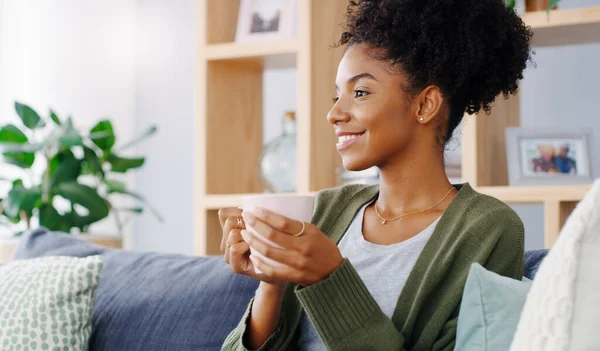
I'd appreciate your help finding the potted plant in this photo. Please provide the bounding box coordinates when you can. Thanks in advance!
[506,0,559,12]
[0,101,160,260]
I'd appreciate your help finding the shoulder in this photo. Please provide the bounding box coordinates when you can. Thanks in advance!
[450,184,524,247]
[445,184,525,274]
[457,183,522,227]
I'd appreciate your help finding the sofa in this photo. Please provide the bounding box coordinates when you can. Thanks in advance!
[6,228,548,351]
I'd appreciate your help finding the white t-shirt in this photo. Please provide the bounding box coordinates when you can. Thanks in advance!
[297,201,440,350]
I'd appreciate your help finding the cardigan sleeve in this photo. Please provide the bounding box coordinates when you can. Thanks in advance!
[295,259,406,351]
[221,298,295,351]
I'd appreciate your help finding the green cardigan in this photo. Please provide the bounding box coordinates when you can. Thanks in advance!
[222,183,524,351]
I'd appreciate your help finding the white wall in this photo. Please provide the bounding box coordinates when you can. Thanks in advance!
[131,0,197,254]
[0,0,136,243]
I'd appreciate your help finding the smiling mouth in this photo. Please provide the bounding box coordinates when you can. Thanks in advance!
[336,132,365,150]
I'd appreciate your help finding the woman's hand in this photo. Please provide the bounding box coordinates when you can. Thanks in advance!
[218,207,286,288]
[240,208,344,287]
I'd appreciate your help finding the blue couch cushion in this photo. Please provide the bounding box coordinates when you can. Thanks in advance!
[524,249,548,280]
[12,229,259,351]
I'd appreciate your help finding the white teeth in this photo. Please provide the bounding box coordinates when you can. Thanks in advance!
[338,135,360,143]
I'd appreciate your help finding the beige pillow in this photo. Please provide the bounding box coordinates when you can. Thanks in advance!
[510,179,600,350]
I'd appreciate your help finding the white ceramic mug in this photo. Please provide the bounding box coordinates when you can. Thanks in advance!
[241,194,314,274]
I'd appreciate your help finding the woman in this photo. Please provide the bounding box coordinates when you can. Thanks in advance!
[220,0,531,350]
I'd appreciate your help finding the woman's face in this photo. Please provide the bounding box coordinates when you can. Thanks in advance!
[327,44,421,171]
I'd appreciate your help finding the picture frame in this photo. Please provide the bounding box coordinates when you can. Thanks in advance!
[235,0,297,42]
[505,127,594,186]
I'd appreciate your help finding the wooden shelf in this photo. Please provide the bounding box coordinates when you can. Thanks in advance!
[476,184,592,203]
[523,6,600,46]
[202,194,247,210]
[203,40,299,69]
[202,192,314,210]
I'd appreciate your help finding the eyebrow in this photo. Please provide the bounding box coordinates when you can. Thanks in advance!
[334,72,378,90]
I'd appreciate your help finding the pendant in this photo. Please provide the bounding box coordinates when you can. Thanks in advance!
[381,219,386,225]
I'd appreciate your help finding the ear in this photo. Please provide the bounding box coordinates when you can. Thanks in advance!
[415,85,443,124]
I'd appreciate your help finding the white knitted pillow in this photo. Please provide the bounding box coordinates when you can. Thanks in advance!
[510,179,600,351]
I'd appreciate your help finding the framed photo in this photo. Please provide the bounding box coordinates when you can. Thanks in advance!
[235,0,297,42]
[506,127,594,186]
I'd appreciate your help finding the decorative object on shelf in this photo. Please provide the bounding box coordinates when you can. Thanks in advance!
[0,101,161,237]
[506,0,558,13]
[258,110,297,193]
[236,0,297,42]
[337,166,379,186]
[505,127,594,186]
[505,0,526,14]
[526,0,559,12]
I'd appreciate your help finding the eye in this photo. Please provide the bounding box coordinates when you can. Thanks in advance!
[354,90,369,98]
[332,97,339,104]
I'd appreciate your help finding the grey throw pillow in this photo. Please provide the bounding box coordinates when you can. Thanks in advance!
[0,255,103,350]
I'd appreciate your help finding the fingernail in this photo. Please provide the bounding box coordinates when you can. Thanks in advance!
[249,255,258,266]
[255,207,266,218]
[241,212,254,225]
[240,229,250,241]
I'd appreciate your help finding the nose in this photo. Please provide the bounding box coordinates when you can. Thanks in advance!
[327,98,351,125]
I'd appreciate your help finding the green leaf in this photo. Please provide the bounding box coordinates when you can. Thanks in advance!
[1,152,35,168]
[90,120,115,151]
[118,207,144,214]
[117,125,158,152]
[54,182,109,220]
[64,210,98,230]
[50,109,61,125]
[3,185,42,218]
[0,124,28,143]
[0,125,37,166]
[104,179,127,193]
[83,146,104,177]
[505,0,515,9]
[107,154,145,173]
[39,204,63,231]
[107,186,163,222]
[547,0,559,12]
[14,102,45,129]
[50,155,81,187]
[49,149,75,176]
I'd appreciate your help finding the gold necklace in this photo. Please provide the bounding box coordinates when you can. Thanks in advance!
[375,187,456,225]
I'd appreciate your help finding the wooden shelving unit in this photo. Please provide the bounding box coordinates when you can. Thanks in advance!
[523,6,600,46]
[195,2,598,255]
[205,40,299,69]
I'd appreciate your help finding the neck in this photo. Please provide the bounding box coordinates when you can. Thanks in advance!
[376,147,454,216]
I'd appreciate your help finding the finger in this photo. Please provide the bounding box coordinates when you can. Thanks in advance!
[249,255,304,285]
[221,216,246,252]
[252,207,304,236]
[218,207,242,228]
[229,241,251,274]
[241,230,306,269]
[241,212,296,249]
[226,229,244,247]
[223,228,244,259]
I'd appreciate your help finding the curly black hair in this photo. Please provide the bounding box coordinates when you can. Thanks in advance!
[338,0,533,144]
